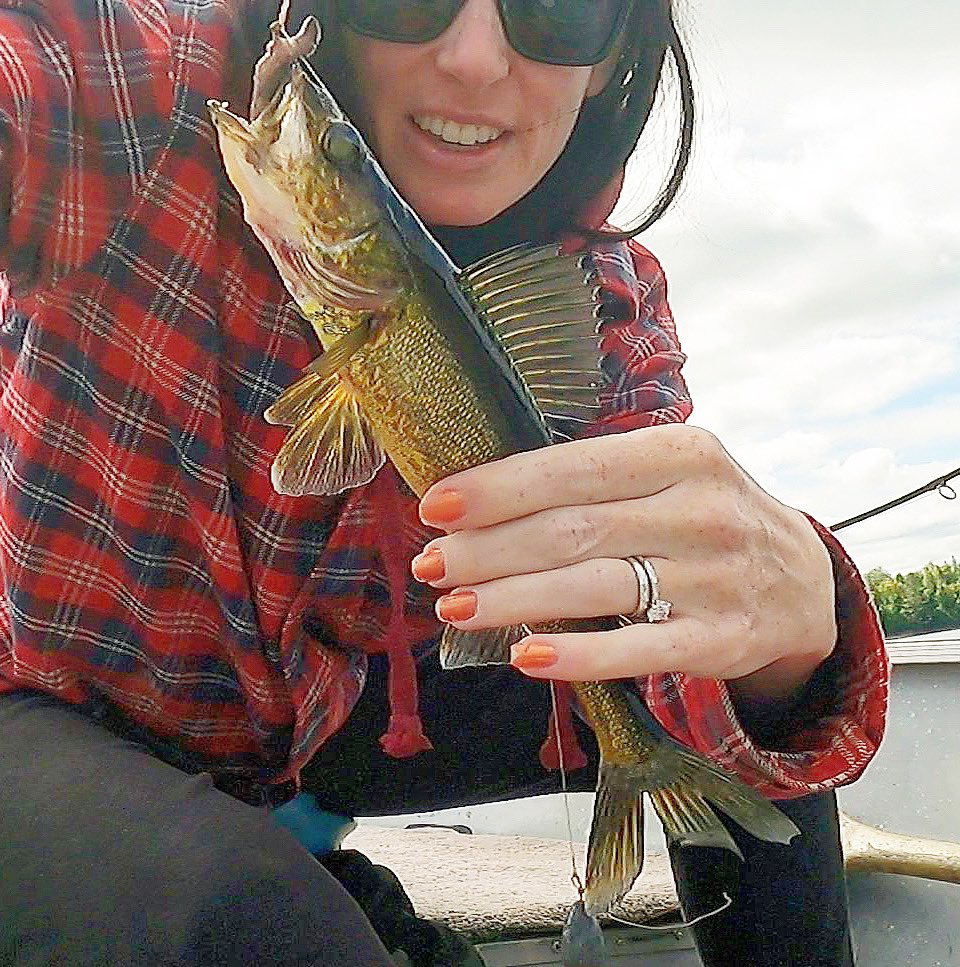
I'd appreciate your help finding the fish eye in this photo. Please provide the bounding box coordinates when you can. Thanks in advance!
[321,121,364,170]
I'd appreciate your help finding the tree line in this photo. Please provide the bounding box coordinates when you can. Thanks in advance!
[866,559,960,637]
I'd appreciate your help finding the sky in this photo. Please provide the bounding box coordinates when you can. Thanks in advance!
[613,0,960,576]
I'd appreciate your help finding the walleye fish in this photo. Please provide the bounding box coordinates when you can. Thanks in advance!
[208,24,799,920]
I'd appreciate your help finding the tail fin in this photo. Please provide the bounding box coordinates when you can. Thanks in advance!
[583,762,647,916]
[671,745,801,848]
[583,751,799,916]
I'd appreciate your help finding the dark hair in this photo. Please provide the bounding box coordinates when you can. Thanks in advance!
[284,0,693,258]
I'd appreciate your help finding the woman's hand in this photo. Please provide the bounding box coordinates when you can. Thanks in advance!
[412,425,837,710]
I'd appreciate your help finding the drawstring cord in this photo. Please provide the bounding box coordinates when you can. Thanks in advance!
[369,467,432,757]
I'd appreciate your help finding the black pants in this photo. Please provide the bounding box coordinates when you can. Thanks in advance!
[0,661,854,966]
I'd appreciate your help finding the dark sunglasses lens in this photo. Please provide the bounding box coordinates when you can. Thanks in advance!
[342,0,463,43]
[504,0,626,65]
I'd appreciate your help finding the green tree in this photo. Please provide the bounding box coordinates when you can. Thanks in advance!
[866,559,960,636]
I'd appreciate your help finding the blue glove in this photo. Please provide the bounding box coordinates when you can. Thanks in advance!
[272,791,356,856]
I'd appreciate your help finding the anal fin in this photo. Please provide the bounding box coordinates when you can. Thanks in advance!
[439,624,529,669]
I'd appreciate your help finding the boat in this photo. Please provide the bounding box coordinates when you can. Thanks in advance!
[350,630,960,965]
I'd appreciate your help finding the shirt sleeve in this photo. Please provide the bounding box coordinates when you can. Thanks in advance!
[0,7,31,253]
[588,239,890,798]
[638,523,889,799]
[0,4,73,289]
[590,240,693,432]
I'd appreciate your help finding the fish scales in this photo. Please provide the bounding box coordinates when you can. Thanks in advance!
[576,681,659,768]
[342,300,509,497]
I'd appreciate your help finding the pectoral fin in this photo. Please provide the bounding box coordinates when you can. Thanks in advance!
[267,371,385,496]
[303,317,375,379]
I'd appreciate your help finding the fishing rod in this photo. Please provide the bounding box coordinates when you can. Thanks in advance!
[830,464,959,532]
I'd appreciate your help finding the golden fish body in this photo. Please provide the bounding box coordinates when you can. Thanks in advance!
[322,296,507,497]
[209,47,799,919]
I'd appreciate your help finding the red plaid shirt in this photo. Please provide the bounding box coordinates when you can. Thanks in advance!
[0,0,887,795]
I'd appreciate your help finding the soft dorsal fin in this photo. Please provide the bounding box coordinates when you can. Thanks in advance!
[459,244,605,441]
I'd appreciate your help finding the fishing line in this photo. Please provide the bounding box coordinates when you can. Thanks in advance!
[514,102,589,135]
[550,680,586,899]
[605,892,734,932]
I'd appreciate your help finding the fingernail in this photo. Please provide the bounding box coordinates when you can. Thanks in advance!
[511,642,558,671]
[412,548,445,583]
[437,591,477,623]
[420,489,465,526]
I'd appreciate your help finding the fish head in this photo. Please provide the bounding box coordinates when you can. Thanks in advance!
[208,65,403,314]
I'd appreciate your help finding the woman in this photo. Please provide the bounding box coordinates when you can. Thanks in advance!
[0,1,887,965]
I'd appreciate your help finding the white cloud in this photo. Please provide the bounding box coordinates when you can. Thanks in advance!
[619,1,960,575]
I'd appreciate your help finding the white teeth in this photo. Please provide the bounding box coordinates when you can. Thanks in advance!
[440,119,459,143]
[414,115,503,146]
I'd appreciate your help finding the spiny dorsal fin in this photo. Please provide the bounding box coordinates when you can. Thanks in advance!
[267,371,385,496]
[459,244,605,442]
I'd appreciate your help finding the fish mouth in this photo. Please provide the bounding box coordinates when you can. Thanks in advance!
[208,97,393,314]
[208,99,250,141]
[288,62,345,123]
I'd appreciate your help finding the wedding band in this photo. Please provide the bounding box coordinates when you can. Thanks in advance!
[621,556,673,623]
[623,556,652,620]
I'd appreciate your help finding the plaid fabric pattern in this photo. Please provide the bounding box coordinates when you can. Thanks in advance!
[0,0,887,791]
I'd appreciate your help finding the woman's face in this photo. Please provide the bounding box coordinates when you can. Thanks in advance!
[345,0,615,226]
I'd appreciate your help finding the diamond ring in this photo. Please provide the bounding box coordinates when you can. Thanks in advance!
[622,556,672,623]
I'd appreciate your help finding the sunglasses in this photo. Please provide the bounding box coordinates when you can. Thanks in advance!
[337,0,632,67]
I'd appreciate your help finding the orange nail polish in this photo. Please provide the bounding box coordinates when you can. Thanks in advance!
[412,548,445,583]
[437,591,477,623]
[420,489,465,526]
[511,642,558,671]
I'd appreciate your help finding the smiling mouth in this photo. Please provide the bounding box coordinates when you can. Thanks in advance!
[412,115,505,147]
